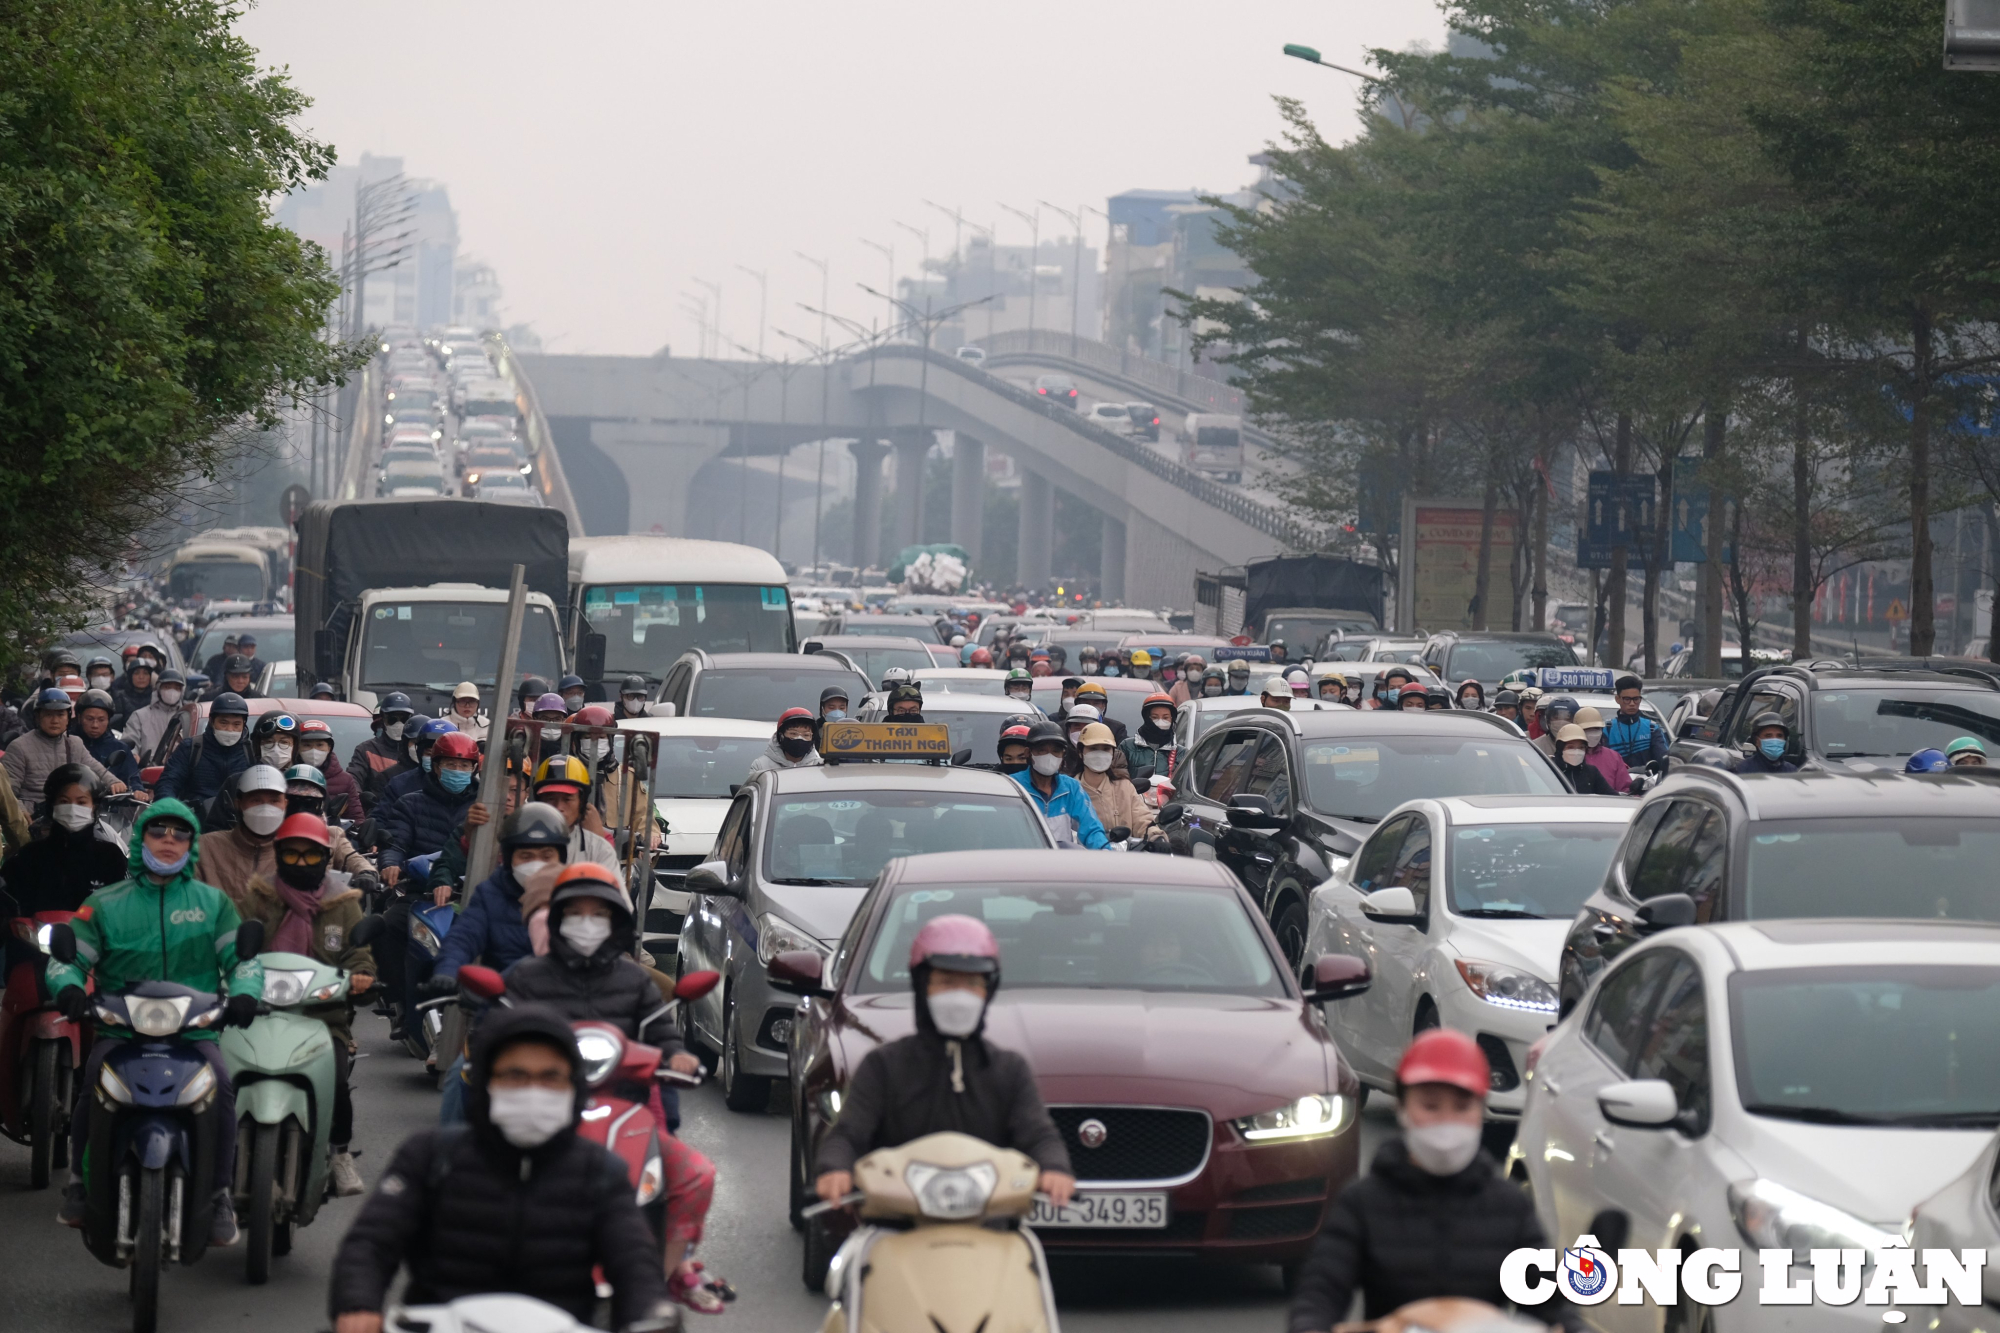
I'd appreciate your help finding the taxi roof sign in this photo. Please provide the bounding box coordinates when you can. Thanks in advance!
[822,720,953,763]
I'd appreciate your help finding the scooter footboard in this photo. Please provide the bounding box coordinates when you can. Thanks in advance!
[848,1225,1056,1333]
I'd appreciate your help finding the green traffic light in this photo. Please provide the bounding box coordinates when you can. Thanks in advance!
[1283,43,1322,63]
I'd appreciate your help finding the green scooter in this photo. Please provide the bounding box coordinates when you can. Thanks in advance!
[218,948,354,1284]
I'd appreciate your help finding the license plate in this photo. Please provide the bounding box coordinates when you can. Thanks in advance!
[1028,1191,1169,1229]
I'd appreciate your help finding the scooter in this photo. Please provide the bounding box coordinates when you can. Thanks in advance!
[393,858,456,1063]
[804,1131,1059,1333]
[385,1292,679,1333]
[52,918,265,1333]
[220,934,368,1284]
[0,910,89,1188]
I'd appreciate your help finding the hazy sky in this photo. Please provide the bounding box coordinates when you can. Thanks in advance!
[237,1,1445,357]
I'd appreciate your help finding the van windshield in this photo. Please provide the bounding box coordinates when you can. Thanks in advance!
[583,583,795,677]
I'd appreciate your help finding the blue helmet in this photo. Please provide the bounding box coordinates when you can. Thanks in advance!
[32,686,72,713]
[415,717,459,744]
[378,691,414,719]
[1905,748,1951,774]
[557,674,586,694]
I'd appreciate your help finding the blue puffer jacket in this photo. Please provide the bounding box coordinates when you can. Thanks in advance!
[383,764,426,804]
[77,728,143,789]
[432,865,533,981]
[152,727,249,822]
[379,771,478,872]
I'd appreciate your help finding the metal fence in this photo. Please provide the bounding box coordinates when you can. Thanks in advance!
[977,329,1246,414]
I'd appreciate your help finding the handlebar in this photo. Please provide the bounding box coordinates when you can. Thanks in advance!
[800,1191,865,1219]
[658,1065,707,1087]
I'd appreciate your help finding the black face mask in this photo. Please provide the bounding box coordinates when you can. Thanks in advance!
[779,734,815,759]
[890,711,924,724]
[277,857,328,891]
[999,757,1029,774]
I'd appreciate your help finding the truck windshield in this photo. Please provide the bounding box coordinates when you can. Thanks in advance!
[582,584,794,677]
[169,561,265,602]
[361,602,563,690]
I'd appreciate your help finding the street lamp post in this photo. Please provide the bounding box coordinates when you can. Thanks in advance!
[734,265,768,358]
[998,203,1040,343]
[860,238,895,334]
[692,277,723,358]
[1039,200,1084,343]
[1282,43,1417,130]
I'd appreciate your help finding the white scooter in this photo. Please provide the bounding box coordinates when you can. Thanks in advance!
[384,1293,679,1333]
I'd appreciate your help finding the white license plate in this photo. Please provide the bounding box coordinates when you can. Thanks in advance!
[1028,1191,1169,1229]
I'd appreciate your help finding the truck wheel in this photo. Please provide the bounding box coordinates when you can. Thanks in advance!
[28,1040,60,1190]
[130,1166,164,1333]
[244,1122,279,1285]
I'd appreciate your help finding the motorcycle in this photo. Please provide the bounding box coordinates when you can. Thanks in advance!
[52,917,265,1333]
[804,1131,1059,1333]
[0,909,89,1188]
[220,921,374,1284]
[382,1293,679,1333]
[393,860,456,1063]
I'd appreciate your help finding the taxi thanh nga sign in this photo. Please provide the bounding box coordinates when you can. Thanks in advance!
[1503,1234,1985,1319]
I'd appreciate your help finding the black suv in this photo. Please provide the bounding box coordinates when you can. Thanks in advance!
[656,650,870,725]
[1156,709,1568,964]
[1667,661,2000,772]
[1420,631,1575,687]
[1555,766,2000,1014]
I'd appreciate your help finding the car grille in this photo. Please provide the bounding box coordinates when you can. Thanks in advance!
[1224,1202,1324,1241]
[1047,1106,1211,1183]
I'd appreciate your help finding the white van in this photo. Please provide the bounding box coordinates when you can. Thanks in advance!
[567,536,794,696]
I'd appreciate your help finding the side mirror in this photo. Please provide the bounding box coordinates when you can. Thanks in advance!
[313,628,340,679]
[350,914,384,949]
[577,632,607,683]
[684,859,743,898]
[675,968,721,1002]
[458,964,506,1001]
[1359,886,1422,924]
[1227,795,1287,831]
[950,747,973,767]
[1596,1078,1680,1128]
[802,640,824,655]
[647,702,677,718]
[1156,802,1185,826]
[766,950,825,996]
[1305,953,1371,1001]
[235,918,265,961]
[1129,762,1155,787]
[1636,893,1696,932]
[47,923,77,965]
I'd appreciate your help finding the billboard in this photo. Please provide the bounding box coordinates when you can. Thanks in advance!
[1397,497,1518,632]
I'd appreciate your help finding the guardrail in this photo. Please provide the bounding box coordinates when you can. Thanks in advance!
[977,329,1246,413]
[494,339,586,537]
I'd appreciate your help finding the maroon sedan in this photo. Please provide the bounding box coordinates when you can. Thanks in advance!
[772,848,1370,1287]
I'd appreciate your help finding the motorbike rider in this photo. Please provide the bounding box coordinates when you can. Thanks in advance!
[557,674,589,713]
[748,707,822,775]
[380,732,482,890]
[427,802,569,993]
[1530,696,1577,759]
[122,667,187,764]
[82,655,118,699]
[1076,723,1153,841]
[348,692,418,816]
[281,766,382,886]
[296,719,364,821]
[1287,1029,1580,1333]
[501,863,719,1311]
[200,765,294,903]
[1396,682,1430,713]
[0,765,128,935]
[1556,724,1615,794]
[529,755,620,874]
[110,653,156,723]
[1128,648,1155,682]
[203,653,261,701]
[1197,664,1226,698]
[200,632,243,682]
[1742,711,1799,773]
[5,688,120,809]
[817,685,850,723]
[616,675,653,721]
[996,723,1033,776]
[1071,680,1128,742]
[71,689,143,791]
[1010,720,1110,848]
[884,683,925,722]
[1170,654,1206,704]
[448,681,488,745]
[1223,659,1251,696]
[1259,677,1293,712]
[1121,692,1178,781]
[1604,674,1667,766]
[251,709,300,773]
[49,798,263,1243]
[1948,736,1989,767]
[1570,706,1631,793]
[1075,645,1100,676]
[1490,689,1523,728]
[1456,679,1486,711]
[1314,671,1346,705]
[328,1006,672,1333]
[1002,668,1034,706]
[814,915,1074,1205]
[233,812,374,1197]
[516,676,553,718]
[382,718,462,805]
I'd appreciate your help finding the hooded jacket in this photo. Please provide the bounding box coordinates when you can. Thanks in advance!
[745,736,822,776]
[200,824,279,910]
[328,1005,669,1326]
[110,673,154,723]
[347,732,413,816]
[1119,720,1178,782]
[500,896,683,1066]
[153,724,249,819]
[74,726,142,789]
[3,729,112,805]
[316,749,364,823]
[379,769,480,872]
[1,819,128,916]
[1008,768,1110,849]
[43,799,264,1039]
[1287,1137,1583,1333]
[433,864,537,982]
[1077,767,1153,839]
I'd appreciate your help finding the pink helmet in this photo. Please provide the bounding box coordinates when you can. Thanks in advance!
[909,914,1000,976]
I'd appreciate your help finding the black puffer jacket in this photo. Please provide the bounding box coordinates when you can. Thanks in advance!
[378,769,478,872]
[1287,1138,1583,1332]
[328,1005,668,1326]
[1,823,129,915]
[501,905,684,1060]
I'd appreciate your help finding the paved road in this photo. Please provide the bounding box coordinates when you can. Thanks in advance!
[0,1010,1397,1332]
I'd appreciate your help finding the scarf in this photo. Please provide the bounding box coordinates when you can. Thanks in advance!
[272,880,321,954]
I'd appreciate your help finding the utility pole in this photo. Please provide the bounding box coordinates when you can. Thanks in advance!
[860,238,895,335]
[998,203,1040,342]
[735,265,768,358]
[1039,200,1084,343]
[693,277,723,358]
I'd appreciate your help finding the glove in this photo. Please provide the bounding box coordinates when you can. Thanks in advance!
[224,993,260,1028]
[418,973,458,998]
[55,986,88,1023]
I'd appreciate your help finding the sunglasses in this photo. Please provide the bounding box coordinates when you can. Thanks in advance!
[145,824,194,844]
[277,845,330,866]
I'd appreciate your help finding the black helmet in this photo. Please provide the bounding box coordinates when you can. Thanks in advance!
[378,691,414,718]
[209,691,251,718]
[819,684,850,708]
[1690,746,1740,771]
[77,689,115,715]
[1749,710,1789,735]
[252,712,299,744]
[557,674,586,694]
[1494,689,1521,707]
[518,676,550,706]
[620,673,648,695]
[499,800,571,856]
[223,654,253,676]
[48,648,82,673]
[1025,719,1067,748]
[1425,686,1452,708]
[158,667,187,688]
[309,681,336,699]
[85,655,116,678]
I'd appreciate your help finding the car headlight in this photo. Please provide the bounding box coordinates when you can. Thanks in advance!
[1454,959,1559,1013]
[263,969,316,1007]
[575,1027,624,1087]
[1729,1178,1901,1254]
[99,1064,134,1104]
[756,913,827,967]
[175,1062,217,1107]
[904,1160,998,1220]
[1233,1093,1349,1142]
[128,995,191,1037]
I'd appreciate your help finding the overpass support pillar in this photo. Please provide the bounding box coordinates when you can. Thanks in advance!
[1100,513,1127,603]
[950,434,985,568]
[893,429,932,552]
[850,438,889,570]
[1018,469,1054,589]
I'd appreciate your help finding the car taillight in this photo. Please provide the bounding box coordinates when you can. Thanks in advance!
[1067,389,1077,397]
[1037,388,1047,394]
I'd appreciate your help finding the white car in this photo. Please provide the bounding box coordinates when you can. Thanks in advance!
[911,666,1012,696]
[954,345,986,366]
[1517,918,2000,1330]
[1083,402,1133,435]
[616,717,773,950]
[1304,795,1634,1124]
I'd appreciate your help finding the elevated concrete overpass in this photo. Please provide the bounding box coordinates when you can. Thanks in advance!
[515,342,1318,607]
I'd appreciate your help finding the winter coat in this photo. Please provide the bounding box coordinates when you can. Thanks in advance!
[1077,769,1153,839]
[0,822,129,916]
[501,905,683,1073]
[433,865,535,981]
[1119,725,1178,783]
[746,737,822,776]
[3,730,112,807]
[1583,743,1631,794]
[122,698,186,767]
[236,873,374,1046]
[0,766,30,860]
[1009,768,1109,849]
[319,750,364,823]
[153,727,249,824]
[1563,759,1616,796]
[43,798,263,1039]
[328,1006,669,1326]
[379,771,478,872]
[110,676,154,724]
[1742,749,1799,774]
[1287,1138,1583,1332]
[76,728,142,790]
[568,823,619,875]
[346,734,412,817]
[1604,712,1668,766]
[200,826,278,909]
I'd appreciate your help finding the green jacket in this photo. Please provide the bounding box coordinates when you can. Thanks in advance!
[45,798,263,1041]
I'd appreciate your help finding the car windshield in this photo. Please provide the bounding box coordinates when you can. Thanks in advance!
[764,790,1047,886]
[1742,818,2000,921]
[649,734,766,798]
[1445,641,1575,680]
[168,561,265,601]
[1733,966,2000,1127]
[1300,734,1564,822]
[1809,687,2000,758]
[1032,681,1148,732]
[1371,647,1430,664]
[690,668,866,722]
[1447,822,1628,919]
[840,619,942,642]
[829,643,936,682]
[360,602,562,691]
[854,882,1286,996]
[918,673,1007,696]
[192,625,295,664]
[583,583,795,677]
[302,711,372,761]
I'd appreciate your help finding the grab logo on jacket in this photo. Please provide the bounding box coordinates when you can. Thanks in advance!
[169,907,207,925]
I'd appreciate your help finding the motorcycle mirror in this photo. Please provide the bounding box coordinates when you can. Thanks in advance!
[47,922,77,965]
[675,968,722,1002]
[1105,825,1131,843]
[350,818,378,852]
[140,765,164,787]
[458,964,506,1001]
[1157,802,1185,825]
[235,918,265,961]
[350,914,385,949]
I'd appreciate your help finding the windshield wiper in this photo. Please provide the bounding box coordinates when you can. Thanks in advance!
[1319,812,1381,824]
[1457,908,1544,919]
[767,877,860,887]
[1868,1110,2000,1128]
[1742,1103,1877,1125]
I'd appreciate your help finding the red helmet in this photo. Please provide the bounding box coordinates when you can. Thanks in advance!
[1399,682,1431,701]
[298,718,333,738]
[432,732,481,762]
[909,914,1000,975]
[1396,1028,1491,1097]
[776,706,815,734]
[273,812,331,848]
[571,704,615,729]
[969,647,993,667]
[1143,691,1175,714]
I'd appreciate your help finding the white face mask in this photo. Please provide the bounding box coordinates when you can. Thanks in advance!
[299,745,330,768]
[1399,1114,1483,1176]
[1082,750,1115,773]
[558,914,614,956]
[486,1086,573,1148]
[52,804,94,833]
[927,988,986,1038]
[261,744,291,768]
[580,739,609,764]
[1030,753,1063,777]
[514,858,559,893]
[212,725,244,748]
[621,695,647,713]
[562,693,586,711]
[1006,688,1031,702]
[89,674,113,690]
[158,688,183,706]
[383,721,406,742]
[540,724,564,743]
[241,803,284,836]
[1583,728,1604,747]
[1563,747,1587,766]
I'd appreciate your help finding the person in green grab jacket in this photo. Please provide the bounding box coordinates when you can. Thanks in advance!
[47,797,265,1245]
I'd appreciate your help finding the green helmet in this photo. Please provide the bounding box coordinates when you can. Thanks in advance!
[282,764,327,793]
[1005,667,1031,683]
[1946,736,1986,758]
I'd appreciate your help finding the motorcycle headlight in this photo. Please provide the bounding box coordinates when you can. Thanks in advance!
[411,917,443,955]
[575,1028,624,1087]
[903,1160,998,1221]
[35,922,54,954]
[756,913,827,967]
[263,969,316,1007]
[175,1062,217,1107]
[1453,959,1558,1013]
[1729,1178,1901,1255]
[636,1140,665,1205]
[817,1088,844,1123]
[99,1064,134,1104]
[128,995,191,1037]
[1233,1093,1349,1142]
